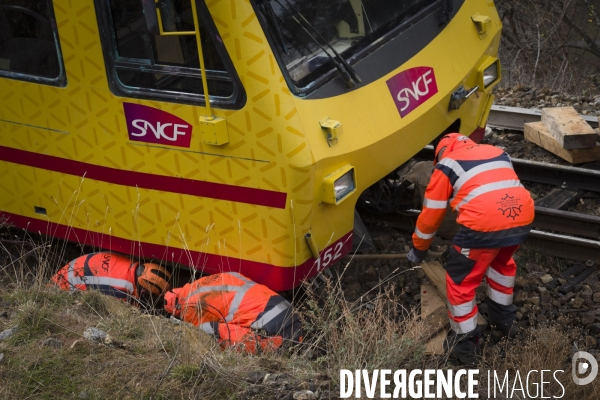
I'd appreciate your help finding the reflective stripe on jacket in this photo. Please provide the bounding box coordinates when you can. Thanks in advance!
[412,143,534,250]
[176,272,301,345]
[51,252,138,300]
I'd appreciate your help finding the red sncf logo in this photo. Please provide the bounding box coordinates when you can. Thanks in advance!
[386,67,438,118]
[123,102,192,148]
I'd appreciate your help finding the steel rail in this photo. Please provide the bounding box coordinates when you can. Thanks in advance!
[533,207,600,240]
[362,209,600,264]
[420,146,600,193]
[511,159,600,193]
[527,230,600,265]
[370,207,600,240]
[487,105,599,130]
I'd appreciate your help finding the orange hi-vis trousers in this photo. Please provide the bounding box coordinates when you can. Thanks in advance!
[445,244,519,336]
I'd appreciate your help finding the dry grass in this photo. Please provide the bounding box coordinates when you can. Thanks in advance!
[1,222,599,399]
[298,276,429,376]
[479,326,599,399]
[0,282,236,399]
[0,222,437,399]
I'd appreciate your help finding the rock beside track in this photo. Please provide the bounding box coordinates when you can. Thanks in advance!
[494,86,600,116]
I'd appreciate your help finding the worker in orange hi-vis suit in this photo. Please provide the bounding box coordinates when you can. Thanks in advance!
[163,272,303,354]
[407,133,534,366]
[52,252,171,308]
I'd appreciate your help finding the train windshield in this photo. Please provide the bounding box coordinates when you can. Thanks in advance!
[256,0,437,91]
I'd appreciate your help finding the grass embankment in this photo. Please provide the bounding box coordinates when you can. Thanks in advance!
[0,223,597,399]
[0,223,428,399]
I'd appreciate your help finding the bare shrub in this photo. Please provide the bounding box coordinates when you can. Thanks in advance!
[496,0,600,95]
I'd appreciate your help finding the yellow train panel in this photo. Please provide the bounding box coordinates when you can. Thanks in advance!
[0,0,502,289]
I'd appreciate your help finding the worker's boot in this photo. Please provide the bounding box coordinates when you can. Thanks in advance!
[486,298,519,338]
[444,329,481,368]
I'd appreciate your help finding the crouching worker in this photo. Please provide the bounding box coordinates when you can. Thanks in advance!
[163,272,302,353]
[407,133,534,366]
[52,252,171,307]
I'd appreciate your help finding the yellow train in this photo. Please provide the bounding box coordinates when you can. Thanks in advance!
[0,0,501,290]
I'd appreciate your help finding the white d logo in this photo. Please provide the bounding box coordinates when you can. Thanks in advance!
[572,351,598,385]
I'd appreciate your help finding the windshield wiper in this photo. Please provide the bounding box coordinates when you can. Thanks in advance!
[264,0,360,88]
[280,0,361,85]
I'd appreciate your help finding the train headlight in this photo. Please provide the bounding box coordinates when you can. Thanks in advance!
[334,171,355,199]
[483,63,498,87]
[478,57,501,90]
[322,165,356,205]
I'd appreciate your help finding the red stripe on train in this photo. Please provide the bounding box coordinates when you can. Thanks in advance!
[0,146,286,209]
[1,212,352,291]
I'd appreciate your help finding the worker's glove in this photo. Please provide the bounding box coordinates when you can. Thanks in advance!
[407,247,428,264]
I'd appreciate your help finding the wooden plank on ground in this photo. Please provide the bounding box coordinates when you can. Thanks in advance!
[541,107,597,149]
[420,260,488,329]
[421,260,448,296]
[524,121,600,164]
[421,284,448,355]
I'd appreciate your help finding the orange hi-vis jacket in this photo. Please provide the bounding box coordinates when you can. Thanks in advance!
[412,141,534,251]
[52,252,139,301]
[172,272,301,352]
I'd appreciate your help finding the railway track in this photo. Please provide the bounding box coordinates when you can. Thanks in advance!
[387,107,600,264]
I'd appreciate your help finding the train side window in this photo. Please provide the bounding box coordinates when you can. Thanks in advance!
[95,0,244,109]
[0,0,66,86]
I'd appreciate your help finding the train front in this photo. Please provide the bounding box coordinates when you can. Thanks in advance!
[0,0,502,292]
[250,0,502,285]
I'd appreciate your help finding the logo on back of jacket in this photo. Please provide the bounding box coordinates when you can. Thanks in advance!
[386,67,438,118]
[497,194,523,220]
[123,103,192,148]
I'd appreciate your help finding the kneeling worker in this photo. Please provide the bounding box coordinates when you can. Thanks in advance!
[407,133,534,366]
[164,272,302,353]
[52,252,171,307]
